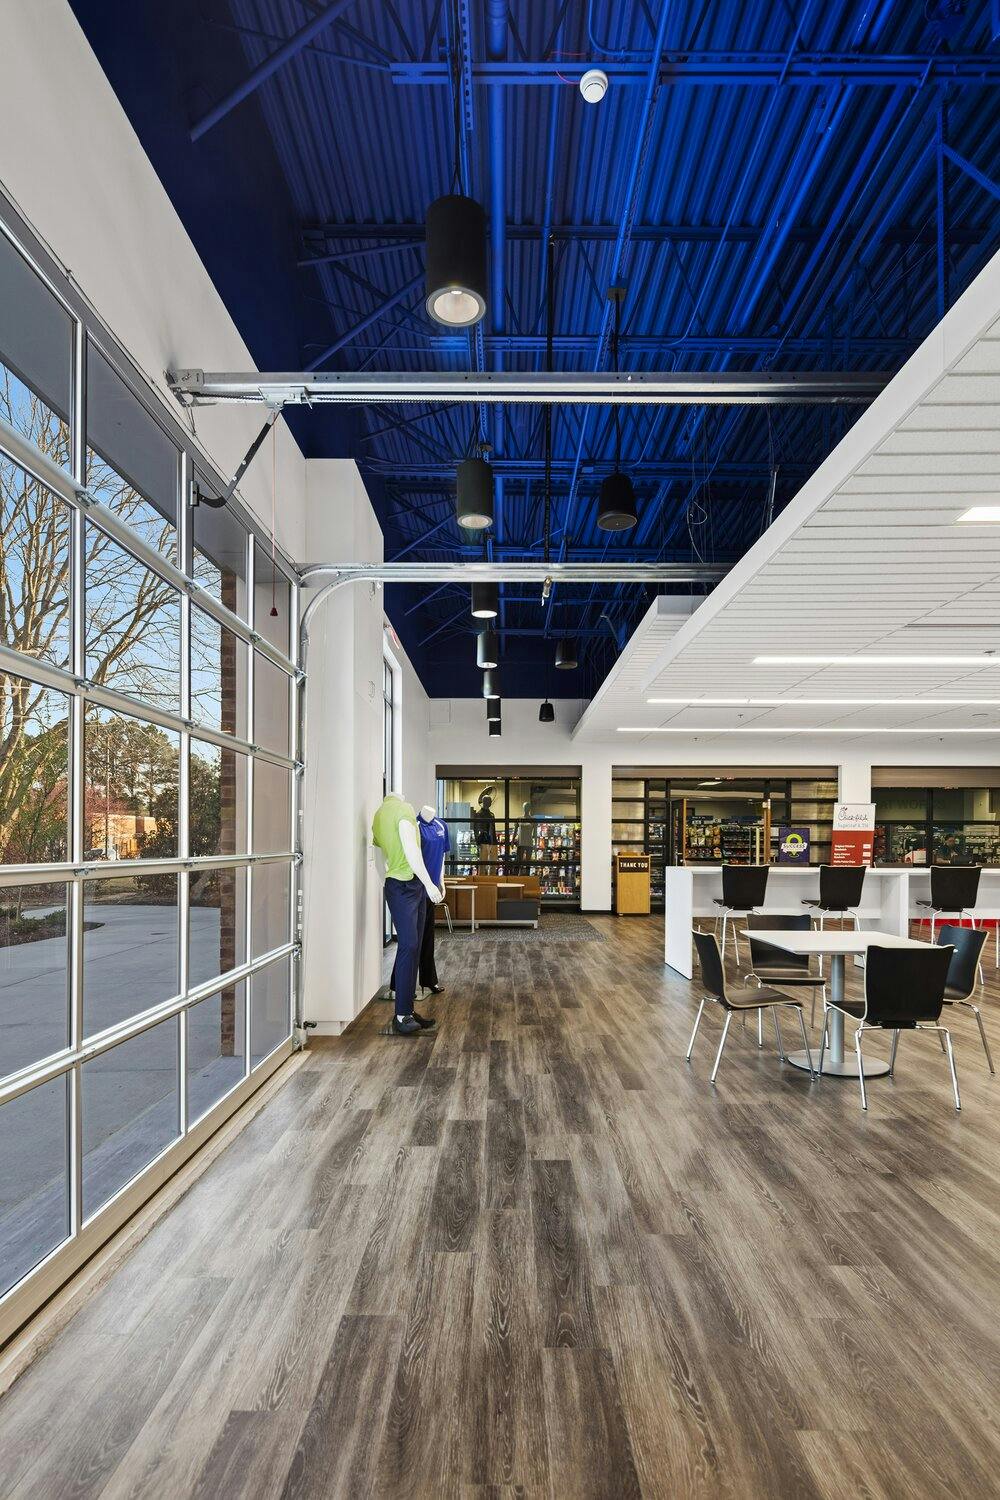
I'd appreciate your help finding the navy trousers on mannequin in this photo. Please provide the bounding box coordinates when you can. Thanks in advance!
[384,876,426,1017]
[390,895,437,993]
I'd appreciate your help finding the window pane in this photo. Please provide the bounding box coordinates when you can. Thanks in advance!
[85,345,177,558]
[0,1075,69,1297]
[254,541,291,655]
[83,876,179,1037]
[251,955,290,1066]
[1,455,71,668]
[190,739,247,857]
[85,527,181,712]
[0,883,69,1078]
[253,759,291,854]
[253,654,291,755]
[190,867,246,988]
[0,675,69,865]
[82,1017,180,1219]
[190,604,248,739]
[251,861,290,958]
[193,498,248,620]
[84,709,179,860]
[0,229,73,461]
[188,982,246,1123]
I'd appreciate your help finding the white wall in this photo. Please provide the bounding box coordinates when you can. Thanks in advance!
[428,700,1000,910]
[386,626,433,810]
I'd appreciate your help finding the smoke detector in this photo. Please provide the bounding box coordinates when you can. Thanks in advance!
[579,68,608,104]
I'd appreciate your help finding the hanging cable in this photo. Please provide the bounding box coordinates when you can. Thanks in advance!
[543,233,555,567]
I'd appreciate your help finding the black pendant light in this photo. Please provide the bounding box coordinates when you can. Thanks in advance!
[539,699,555,723]
[456,457,494,530]
[488,719,502,737]
[425,194,487,326]
[482,667,500,698]
[470,581,499,618]
[555,638,578,670]
[485,696,501,722]
[597,287,638,531]
[476,626,499,670]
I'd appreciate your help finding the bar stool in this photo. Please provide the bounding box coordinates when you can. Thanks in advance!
[802,864,867,973]
[713,864,770,966]
[914,866,982,944]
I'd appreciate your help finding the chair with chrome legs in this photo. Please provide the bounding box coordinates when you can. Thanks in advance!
[914,866,981,944]
[712,864,770,966]
[937,924,993,1074]
[688,930,815,1083]
[802,865,867,971]
[745,912,828,1028]
[819,943,958,1111]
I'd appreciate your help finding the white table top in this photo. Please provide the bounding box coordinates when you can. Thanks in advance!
[744,929,931,955]
[666,864,900,876]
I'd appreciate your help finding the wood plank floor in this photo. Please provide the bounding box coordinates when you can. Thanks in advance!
[4,914,1000,1497]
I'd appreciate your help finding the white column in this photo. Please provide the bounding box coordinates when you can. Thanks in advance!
[580,752,612,911]
[838,757,872,803]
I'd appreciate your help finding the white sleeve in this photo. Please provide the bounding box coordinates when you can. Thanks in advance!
[399,819,440,900]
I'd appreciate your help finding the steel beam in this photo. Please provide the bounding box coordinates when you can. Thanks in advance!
[169,369,884,406]
[300,219,987,247]
[390,55,1000,88]
[191,0,360,140]
[305,272,423,370]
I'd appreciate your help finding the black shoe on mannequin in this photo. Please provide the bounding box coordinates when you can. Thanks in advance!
[422,983,445,996]
[412,1010,437,1029]
[391,1015,424,1037]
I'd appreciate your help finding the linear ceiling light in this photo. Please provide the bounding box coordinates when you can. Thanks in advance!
[617,726,1000,734]
[956,506,1000,523]
[752,654,1000,666]
[647,696,1000,706]
[424,195,487,326]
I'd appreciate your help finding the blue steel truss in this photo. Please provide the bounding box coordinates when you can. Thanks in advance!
[70,0,1000,697]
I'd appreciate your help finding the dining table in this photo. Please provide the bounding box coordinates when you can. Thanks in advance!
[743,928,934,1077]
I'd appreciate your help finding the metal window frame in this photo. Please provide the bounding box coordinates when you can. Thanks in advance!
[0,203,302,1346]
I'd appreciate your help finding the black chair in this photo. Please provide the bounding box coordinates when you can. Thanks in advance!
[914,866,981,944]
[820,943,959,1111]
[745,912,827,1028]
[713,864,770,965]
[689,930,815,1083]
[802,864,866,930]
[937,924,993,1074]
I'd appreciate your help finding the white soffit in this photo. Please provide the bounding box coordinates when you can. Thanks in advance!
[576,242,1000,749]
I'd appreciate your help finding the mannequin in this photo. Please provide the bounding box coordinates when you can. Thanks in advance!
[372,791,443,1036]
[390,804,450,1000]
[472,790,498,872]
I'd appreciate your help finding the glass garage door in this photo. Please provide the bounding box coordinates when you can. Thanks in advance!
[0,209,301,1339]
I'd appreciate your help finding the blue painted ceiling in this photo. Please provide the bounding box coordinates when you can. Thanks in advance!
[69,1,1000,698]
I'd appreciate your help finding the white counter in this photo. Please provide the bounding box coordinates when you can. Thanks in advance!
[663,865,909,979]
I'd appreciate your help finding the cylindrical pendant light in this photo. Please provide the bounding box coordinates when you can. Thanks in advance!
[476,626,499,670]
[456,457,494,530]
[597,287,638,531]
[539,699,555,723]
[471,581,499,618]
[486,696,501,722]
[597,470,638,531]
[555,638,578,670]
[425,194,487,326]
[488,719,502,737]
[482,667,500,699]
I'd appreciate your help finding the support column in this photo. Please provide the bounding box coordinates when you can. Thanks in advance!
[838,758,872,805]
[580,754,612,911]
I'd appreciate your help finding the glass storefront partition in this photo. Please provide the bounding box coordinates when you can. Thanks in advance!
[436,772,581,903]
[873,771,1000,865]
